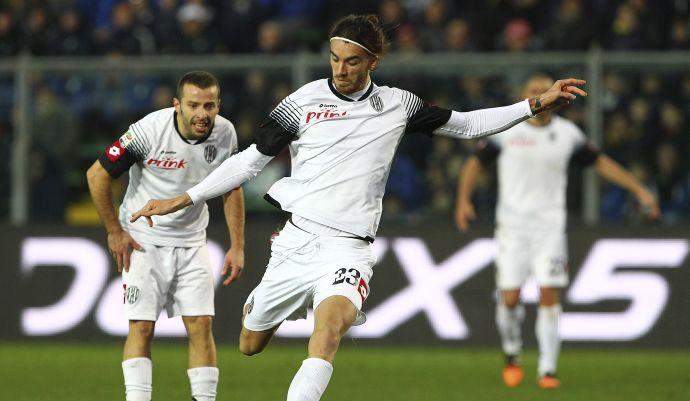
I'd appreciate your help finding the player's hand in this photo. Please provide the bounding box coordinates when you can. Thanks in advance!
[130,193,193,227]
[637,189,661,220]
[222,247,245,286]
[531,78,587,114]
[107,230,144,273]
[455,199,476,232]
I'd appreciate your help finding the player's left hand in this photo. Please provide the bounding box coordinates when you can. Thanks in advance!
[222,246,245,286]
[532,78,587,113]
[130,193,193,226]
[637,189,661,220]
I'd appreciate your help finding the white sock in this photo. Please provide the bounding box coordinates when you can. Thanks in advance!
[187,366,219,401]
[122,357,152,401]
[536,304,562,376]
[495,302,525,357]
[287,358,333,401]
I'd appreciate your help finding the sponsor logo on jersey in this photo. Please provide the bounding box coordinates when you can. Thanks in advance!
[509,137,537,146]
[146,156,187,170]
[369,94,384,112]
[305,109,348,124]
[204,144,217,164]
[106,141,124,163]
[357,278,369,303]
[118,130,136,148]
[125,285,140,305]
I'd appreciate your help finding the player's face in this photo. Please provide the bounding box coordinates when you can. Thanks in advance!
[173,84,220,140]
[329,40,378,95]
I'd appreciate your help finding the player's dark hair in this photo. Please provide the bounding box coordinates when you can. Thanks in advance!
[176,71,220,99]
[330,14,388,56]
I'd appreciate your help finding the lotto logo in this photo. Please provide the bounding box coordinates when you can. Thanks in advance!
[357,278,369,303]
[106,141,124,162]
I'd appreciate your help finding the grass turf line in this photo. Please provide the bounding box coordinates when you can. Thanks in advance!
[1,343,688,400]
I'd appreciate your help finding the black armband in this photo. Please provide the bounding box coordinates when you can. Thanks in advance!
[404,104,452,136]
[253,117,297,156]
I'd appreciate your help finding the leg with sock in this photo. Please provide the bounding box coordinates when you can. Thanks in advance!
[122,320,155,401]
[496,289,525,387]
[183,316,219,401]
[536,287,562,389]
[287,296,355,401]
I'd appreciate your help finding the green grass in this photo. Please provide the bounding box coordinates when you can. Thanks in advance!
[1,342,689,400]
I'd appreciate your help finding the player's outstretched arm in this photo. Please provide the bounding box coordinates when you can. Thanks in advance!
[430,78,586,140]
[528,78,587,114]
[130,144,274,226]
[593,154,661,219]
[455,156,482,232]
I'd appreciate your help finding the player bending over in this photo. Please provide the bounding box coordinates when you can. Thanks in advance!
[87,71,245,401]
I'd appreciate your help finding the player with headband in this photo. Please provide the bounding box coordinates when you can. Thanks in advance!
[131,14,587,400]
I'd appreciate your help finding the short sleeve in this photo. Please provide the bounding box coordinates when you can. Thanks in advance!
[399,89,452,136]
[97,125,151,178]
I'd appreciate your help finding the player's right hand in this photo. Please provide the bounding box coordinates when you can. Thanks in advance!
[107,230,144,273]
[130,193,193,226]
[455,199,476,232]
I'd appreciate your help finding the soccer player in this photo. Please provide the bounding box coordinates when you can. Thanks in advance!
[455,73,660,389]
[130,16,586,401]
[86,71,245,401]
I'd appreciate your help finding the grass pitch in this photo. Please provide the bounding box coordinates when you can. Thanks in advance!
[1,342,689,400]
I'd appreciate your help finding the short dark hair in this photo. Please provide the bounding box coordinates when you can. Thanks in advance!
[330,14,388,56]
[176,71,220,100]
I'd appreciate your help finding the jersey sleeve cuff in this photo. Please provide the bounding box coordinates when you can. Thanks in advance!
[523,98,535,117]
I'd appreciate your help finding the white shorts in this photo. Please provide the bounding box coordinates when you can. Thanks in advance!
[495,226,569,290]
[243,220,375,332]
[122,243,215,321]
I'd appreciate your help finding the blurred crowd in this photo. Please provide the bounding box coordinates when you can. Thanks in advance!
[0,0,689,225]
[2,0,690,56]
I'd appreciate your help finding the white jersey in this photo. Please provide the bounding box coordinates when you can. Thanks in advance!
[478,115,598,231]
[186,78,534,239]
[265,79,426,239]
[99,107,238,246]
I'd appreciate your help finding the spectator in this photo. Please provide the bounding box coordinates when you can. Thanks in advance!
[443,18,473,52]
[544,0,592,50]
[52,8,91,55]
[174,2,217,54]
[497,18,541,52]
[0,8,20,55]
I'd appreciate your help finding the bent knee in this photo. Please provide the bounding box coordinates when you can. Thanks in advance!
[238,330,271,356]
[238,338,266,356]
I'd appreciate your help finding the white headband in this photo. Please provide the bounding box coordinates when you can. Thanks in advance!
[329,36,376,56]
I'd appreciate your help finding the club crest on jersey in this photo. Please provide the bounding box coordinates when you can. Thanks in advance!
[204,144,217,164]
[125,286,140,305]
[369,94,384,112]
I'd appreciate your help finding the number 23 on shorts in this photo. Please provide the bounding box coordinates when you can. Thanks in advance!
[332,267,369,303]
